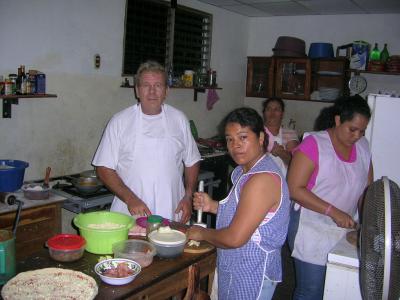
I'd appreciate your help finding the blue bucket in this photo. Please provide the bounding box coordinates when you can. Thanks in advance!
[308,43,334,59]
[0,160,29,192]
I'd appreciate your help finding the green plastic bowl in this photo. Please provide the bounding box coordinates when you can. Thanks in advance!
[73,211,134,254]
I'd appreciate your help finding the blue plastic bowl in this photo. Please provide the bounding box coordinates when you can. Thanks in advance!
[308,43,334,59]
[0,160,29,192]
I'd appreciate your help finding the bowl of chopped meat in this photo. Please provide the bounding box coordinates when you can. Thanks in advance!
[94,258,141,285]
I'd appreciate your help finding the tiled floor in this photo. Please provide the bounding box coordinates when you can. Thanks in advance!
[273,242,295,300]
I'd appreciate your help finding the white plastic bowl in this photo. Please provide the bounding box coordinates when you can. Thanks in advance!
[94,258,141,285]
[148,228,187,258]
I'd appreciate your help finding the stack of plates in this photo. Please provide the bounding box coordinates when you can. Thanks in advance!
[319,87,340,100]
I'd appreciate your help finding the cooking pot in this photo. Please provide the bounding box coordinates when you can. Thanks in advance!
[68,170,103,194]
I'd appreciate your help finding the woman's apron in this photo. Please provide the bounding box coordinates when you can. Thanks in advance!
[216,155,285,300]
[110,105,185,221]
[291,132,370,265]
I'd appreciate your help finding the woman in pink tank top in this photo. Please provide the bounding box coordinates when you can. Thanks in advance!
[287,95,373,300]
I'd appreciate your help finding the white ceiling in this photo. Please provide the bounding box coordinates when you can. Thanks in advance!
[196,0,400,17]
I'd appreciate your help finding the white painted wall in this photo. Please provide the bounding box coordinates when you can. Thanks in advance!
[0,0,248,180]
[244,14,400,136]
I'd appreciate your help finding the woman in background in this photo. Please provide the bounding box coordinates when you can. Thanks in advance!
[287,95,373,300]
[188,107,290,300]
[262,98,299,176]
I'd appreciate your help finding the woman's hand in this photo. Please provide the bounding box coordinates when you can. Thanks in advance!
[329,206,356,228]
[187,225,205,241]
[193,192,218,214]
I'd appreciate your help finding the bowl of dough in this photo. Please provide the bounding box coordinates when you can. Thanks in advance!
[73,211,134,255]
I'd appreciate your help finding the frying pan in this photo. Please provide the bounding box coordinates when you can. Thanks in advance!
[67,170,103,194]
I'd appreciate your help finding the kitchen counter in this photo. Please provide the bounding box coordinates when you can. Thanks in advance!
[7,246,216,299]
[324,235,362,300]
[0,192,66,259]
[0,191,66,214]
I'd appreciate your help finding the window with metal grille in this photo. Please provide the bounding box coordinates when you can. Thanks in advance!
[122,0,212,78]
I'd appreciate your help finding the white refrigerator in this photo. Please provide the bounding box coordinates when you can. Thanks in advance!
[366,93,400,186]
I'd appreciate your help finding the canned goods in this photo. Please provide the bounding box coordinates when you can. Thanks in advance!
[183,70,194,87]
[4,79,12,95]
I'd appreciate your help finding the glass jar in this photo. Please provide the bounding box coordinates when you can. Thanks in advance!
[8,74,17,95]
[146,215,163,236]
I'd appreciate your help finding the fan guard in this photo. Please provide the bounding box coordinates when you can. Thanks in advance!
[360,176,400,300]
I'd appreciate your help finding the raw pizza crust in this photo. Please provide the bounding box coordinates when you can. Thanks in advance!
[1,268,98,300]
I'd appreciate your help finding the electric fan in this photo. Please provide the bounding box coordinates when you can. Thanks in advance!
[360,176,400,300]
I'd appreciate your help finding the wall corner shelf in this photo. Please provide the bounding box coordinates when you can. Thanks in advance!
[1,94,57,118]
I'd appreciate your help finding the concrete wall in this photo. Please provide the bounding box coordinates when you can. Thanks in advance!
[244,14,400,136]
[0,0,248,180]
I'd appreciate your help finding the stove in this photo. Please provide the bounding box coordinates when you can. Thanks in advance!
[33,174,114,214]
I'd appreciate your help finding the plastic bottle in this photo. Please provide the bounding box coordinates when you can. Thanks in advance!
[369,43,381,62]
[380,44,390,64]
[189,120,199,140]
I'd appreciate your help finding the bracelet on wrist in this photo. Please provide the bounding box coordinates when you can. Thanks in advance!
[325,204,332,216]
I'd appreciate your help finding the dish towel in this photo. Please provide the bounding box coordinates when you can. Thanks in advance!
[207,89,220,110]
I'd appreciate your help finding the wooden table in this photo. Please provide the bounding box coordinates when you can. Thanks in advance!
[14,247,216,300]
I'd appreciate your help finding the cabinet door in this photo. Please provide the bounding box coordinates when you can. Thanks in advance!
[275,58,311,100]
[246,57,274,98]
[311,58,349,101]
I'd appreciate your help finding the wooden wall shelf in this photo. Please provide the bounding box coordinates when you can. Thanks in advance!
[120,85,222,101]
[348,69,400,76]
[1,94,57,118]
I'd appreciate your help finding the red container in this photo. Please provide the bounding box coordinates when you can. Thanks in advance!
[47,234,86,262]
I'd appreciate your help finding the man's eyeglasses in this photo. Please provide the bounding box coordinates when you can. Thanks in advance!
[139,83,166,91]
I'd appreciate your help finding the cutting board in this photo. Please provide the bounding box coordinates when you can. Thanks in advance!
[184,241,215,254]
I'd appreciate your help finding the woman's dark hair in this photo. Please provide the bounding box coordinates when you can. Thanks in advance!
[262,97,285,113]
[314,95,371,131]
[219,107,265,138]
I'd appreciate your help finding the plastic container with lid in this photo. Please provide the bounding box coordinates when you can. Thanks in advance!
[146,215,163,236]
[148,227,187,258]
[112,239,156,268]
[46,234,86,262]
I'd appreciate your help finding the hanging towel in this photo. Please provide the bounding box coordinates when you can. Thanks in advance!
[207,89,220,110]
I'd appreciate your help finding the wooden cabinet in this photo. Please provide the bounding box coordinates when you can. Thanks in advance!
[0,203,62,259]
[246,57,275,98]
[311,58,349,99]
[275,58,311,100]
[246,56,350,102]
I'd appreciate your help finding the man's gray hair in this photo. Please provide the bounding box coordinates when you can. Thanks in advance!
[135,60,167,85]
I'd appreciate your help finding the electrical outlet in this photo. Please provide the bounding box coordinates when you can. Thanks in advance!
[94,54,101,69]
